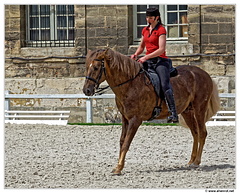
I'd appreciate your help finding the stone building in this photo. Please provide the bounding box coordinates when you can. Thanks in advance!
[5,5,235,123]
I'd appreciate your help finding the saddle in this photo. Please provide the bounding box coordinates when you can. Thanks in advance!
[143,57,178,98]
[143,57,178,121]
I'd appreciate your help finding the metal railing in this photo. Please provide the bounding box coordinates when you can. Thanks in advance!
[4,91,235,124]
[4,91,115,123]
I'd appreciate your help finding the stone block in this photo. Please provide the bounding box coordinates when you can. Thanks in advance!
[203,62,225,76]
[226,45,235,53]
[99,6,117,16]
[5,32,20,41]
[201,24,218,34]
[218,23,233,34]
[107,37,118,47]
[95,28,108,37]
[188,5,200,13]
[201,5,223,13]
[87,38,108,47]
[74,38,85,48]
[201,35,209,44]
[203,13,233,23]
[209,35,233,44]
[187,13,200,23]
[105,16,117,28]
[188,23,200,35]
[117,17,127,28]
[9,6,21,17]
[116,6,128,16]
[201,45,227,54]
[212,76,235,93]
[86,7,99,16]
[75,18,85,28]
[117,28,128,37]
[226,65,235,76]
[223,5,235,12]
[87,16,105,28]
[8,18,20,32]
[166,43,193,55]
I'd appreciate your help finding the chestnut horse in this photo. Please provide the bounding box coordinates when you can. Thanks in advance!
[83,49,220,175]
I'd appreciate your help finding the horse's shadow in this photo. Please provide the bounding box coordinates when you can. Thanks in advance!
[140,164,235,173]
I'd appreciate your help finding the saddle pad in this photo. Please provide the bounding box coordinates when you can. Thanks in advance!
[145,69,163,99]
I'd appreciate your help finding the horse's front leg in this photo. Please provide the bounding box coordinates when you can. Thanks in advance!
[112,116,142,175]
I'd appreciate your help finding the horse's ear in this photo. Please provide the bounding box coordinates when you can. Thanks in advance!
[103,48,111,60]
[103,48,109,55]
[112,45,117,51]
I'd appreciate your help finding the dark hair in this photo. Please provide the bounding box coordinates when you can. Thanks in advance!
[146,7,163,25]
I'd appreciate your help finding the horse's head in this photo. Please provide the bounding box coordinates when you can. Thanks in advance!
[83,49,108,96]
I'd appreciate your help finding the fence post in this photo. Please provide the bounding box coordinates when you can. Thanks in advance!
[5,90,10,120]
[86,98,93,123]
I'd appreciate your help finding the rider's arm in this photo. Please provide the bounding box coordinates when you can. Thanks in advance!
[131,36,145,60]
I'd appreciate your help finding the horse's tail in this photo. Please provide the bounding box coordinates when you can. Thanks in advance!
[204,80,220,123]
[179,80,220,128]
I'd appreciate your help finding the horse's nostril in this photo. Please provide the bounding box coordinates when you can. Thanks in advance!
[86,88,91,95]
[83,87,93,96]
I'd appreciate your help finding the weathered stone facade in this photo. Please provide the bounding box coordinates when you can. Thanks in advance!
[187,5,235,76]
[5,5,235,123]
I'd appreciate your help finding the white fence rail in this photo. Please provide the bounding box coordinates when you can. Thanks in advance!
[206,111,235,126]
[4,91,235,125]
[5,110,70,125]
[4,91,115,124]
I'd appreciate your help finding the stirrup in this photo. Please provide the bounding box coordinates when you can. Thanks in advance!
[148,106,161,121]
[167,115,179,123]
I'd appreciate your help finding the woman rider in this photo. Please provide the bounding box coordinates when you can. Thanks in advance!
[131,7,178,123]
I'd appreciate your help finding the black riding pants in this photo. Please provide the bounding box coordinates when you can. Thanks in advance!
[155,59,171,93]
[143,57,173,93]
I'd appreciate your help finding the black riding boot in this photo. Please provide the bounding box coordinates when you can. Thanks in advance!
[164,89,179,123]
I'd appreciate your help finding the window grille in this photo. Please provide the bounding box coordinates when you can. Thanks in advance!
[26,5,75,47]
[133,5,188,42]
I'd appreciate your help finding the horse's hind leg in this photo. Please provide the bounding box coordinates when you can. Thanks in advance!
[193,116,207,165]
[181,104,208,166]
[181,107,199,165]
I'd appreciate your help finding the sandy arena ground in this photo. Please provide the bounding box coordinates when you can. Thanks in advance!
[4,124,235,189]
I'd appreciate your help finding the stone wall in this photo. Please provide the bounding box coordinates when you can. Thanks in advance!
[187,5,235,76]
[5,5,235,123]
[5,78,119,123]
[84,5,132,54]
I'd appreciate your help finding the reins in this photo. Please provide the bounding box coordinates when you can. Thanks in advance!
[85,58,145,95]
[95,68,145,95]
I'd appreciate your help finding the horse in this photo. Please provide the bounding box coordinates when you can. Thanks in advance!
[83,48,220,175]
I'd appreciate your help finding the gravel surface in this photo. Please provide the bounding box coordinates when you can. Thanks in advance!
[5,124,235,189]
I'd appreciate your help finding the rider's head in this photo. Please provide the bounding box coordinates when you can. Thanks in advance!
[146,8,162,25]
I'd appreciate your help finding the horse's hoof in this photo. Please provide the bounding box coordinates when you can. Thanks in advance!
[111,168,122,175]
[188,161,194,165]
[112,172,122,176]
[189,163,199,168]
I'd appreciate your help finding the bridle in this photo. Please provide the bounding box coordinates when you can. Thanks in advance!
[85,58,144,95]
[85,58,105,90]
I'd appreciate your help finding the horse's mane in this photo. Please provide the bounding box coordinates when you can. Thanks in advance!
[107,49,142,78]
[86,49,143,78]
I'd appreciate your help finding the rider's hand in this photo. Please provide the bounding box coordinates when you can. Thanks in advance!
[137,56,148,63]
[131,54,137,60]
